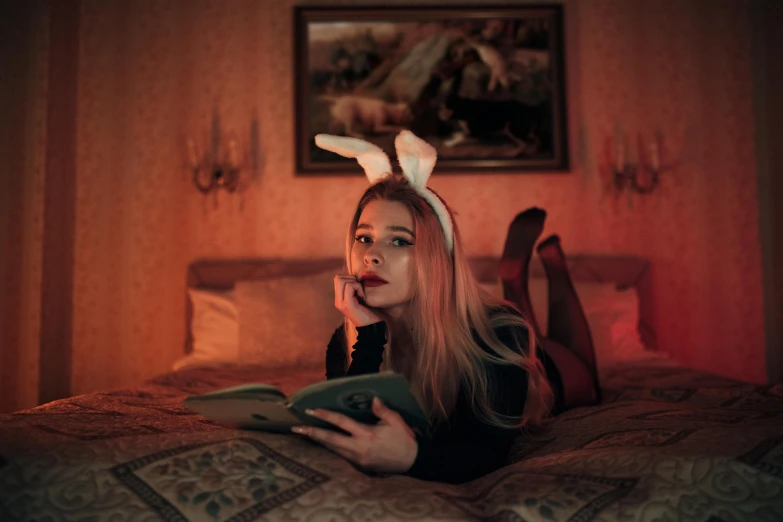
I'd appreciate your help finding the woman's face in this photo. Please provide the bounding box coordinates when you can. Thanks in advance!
[351,199,416,316]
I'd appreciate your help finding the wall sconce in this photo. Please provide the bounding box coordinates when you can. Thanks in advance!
[185,111,257,205]
[612,133,666,195]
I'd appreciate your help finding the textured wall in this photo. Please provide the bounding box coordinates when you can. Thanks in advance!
[3,0,767,409]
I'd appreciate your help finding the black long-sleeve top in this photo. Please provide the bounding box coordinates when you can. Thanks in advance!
[324,309,561,484]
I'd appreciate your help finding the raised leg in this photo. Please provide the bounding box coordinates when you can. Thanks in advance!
[500,207,547,337]
[537,234,602,404]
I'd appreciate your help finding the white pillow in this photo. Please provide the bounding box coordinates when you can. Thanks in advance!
[235,270,343,369]
[478,278,650,366]
[173,288,239,370]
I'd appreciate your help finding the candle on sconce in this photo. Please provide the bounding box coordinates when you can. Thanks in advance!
[616,142,625,172]
[187,138,198,168]
[650,140,660,171]
[228,137,239,167]
[186,114,247,198]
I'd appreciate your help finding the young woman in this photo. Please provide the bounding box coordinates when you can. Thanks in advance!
[291,131,601,484]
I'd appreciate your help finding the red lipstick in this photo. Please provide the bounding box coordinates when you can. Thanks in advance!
[359,273,388,287]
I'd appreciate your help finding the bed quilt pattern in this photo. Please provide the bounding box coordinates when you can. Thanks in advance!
[1,358,782,522]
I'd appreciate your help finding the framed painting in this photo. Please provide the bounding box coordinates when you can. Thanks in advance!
[294,4,569,175]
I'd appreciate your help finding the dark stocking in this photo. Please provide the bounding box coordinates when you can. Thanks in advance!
[537,234,602,404]
[500,207,546,337]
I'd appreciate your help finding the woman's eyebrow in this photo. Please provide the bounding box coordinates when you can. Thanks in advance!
[356,223,416,237]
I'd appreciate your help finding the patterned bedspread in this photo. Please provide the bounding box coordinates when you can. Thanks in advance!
[1,358,782,522]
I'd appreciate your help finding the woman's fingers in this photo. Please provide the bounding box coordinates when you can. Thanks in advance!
[293,405,418,473]
[334,275,348,308]
[341,278,353,306]
[307,408,370,437]
[320,440,358,463]
[371,397,398,424]
[372,398,414,437]
[341,279,363,313]
[294,425,356,454]
[334,274,381,326]
[344,279,366,307]
[334,275,360,308]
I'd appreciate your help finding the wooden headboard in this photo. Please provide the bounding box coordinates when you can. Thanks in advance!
[184,255,655,354]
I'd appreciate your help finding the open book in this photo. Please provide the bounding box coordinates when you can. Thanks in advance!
[184,372,429,434]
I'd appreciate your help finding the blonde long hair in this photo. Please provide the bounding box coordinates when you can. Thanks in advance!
[343,175,554,429]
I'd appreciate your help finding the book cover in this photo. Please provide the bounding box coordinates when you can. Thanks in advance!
[184,372,429,434]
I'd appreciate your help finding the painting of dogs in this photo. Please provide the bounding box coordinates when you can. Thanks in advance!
[436,67,549,156]
[324,95,413,138]
[295,5,567,173]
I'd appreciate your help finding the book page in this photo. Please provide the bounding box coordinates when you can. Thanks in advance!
[185,398,304,432]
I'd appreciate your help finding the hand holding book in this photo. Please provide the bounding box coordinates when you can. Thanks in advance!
[292,396,418,474]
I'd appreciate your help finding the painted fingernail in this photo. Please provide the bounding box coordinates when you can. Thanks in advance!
[305,409,317,416]
[292,426,305,434]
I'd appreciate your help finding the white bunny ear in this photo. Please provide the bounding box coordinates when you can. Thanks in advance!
[394,130,437,188]
[314,134,392,183]
[394,130,454,253]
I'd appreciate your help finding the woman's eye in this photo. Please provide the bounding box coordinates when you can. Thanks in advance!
[355,235,412,246]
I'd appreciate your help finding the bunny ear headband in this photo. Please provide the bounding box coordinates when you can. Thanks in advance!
[314,130,454,253]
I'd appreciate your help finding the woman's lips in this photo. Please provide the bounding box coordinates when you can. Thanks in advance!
[362,280,388,288]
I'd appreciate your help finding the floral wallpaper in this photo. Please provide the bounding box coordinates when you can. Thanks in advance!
[0,0,769,411]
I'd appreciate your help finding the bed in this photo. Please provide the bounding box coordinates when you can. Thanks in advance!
[1,256,782,522]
